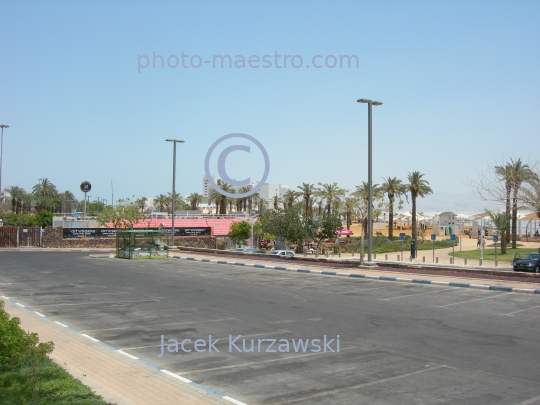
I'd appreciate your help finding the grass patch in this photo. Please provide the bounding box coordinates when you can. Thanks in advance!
[450,248,538,263]
[0,300,113,405]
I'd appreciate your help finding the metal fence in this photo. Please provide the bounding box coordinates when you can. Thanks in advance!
[0,226,41,247]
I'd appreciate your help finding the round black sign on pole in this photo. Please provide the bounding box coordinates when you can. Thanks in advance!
[80,181,92,193]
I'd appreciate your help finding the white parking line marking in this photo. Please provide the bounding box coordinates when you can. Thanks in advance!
[81,333,99,342]
[117,350,139,360]
[433,293,511,308]
[271,364,450,404]
[181,346,358,375]
[223,396,248,405]
[81,317,239,332]
[331,285,395,294]
[118,329,291,351]
[497,305,540,316]
[160,369,192,383]
[513,393,540,405]
[381,287,455,301]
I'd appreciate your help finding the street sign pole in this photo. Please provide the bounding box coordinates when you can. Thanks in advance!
[493,235,499,263]
[431,234,436,263]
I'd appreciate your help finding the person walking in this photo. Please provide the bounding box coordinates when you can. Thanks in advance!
[477,237,481,249]
[481,236,486,249]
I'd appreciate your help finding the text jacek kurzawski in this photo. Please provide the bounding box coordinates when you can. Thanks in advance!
[158,334,340,357]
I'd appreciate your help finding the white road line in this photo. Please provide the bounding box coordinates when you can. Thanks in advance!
[269,364,450,404]
[181,346,358,375]
[33,311,46,317]
[16,303,25,307]
[119,329,291,351]
[81,317,238,332]
[381,287,456,301]
[497,305,540,316]
[81,333,99,342]
[223,396,248,405]
[330,285,394,294]
[513,394,540,405]
[433,293,511,308]
[117,350,139,360]
[55,321,69,327]
[160,369,192,383]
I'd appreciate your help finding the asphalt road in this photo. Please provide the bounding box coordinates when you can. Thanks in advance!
[1,251,540,405]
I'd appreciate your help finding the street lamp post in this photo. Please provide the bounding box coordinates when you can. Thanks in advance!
[166,139,185,247]
[357,99,382,266]
[0,124,10,202]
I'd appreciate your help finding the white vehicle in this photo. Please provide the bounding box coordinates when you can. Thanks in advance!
[266,250,296,257]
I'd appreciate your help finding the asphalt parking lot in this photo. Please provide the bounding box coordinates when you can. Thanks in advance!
[1,251,540,404]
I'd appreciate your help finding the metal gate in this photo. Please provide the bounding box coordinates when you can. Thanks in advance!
[0,226,41,247]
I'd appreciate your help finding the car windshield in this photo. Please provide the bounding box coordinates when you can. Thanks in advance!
[267,251,279,254]
[521,254,540,260]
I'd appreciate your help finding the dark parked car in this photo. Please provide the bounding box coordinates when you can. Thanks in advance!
[513,253,540,273]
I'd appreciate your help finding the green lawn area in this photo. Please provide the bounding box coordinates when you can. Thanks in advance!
[450,247,539,263]
[0,359,114,404]
[0,300,112,405]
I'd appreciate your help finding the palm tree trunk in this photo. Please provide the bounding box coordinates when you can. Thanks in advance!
[511,191,518,249]
[388,196,394,239]
[411,195,417,241]
[505,186,511,244]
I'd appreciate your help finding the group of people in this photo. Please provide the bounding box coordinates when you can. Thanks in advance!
[477,236,486,249]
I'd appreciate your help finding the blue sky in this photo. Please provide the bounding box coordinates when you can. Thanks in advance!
[1,0,539,212]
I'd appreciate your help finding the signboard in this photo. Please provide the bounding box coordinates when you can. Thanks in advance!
[80,181,92,193]
[399,233,405,240]
[431,234,436,241]
[63,228,116,238]
[163,227,212,237]
[62,227,211,238]
[450,234,456,241]
[493,235,499,243]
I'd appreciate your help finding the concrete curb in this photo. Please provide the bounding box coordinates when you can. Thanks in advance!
[172,255,540,295]
[0,294,247,405]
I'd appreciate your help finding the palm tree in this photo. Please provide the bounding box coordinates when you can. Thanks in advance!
[187,193,203,210]
[272,195,280,210]
[166,192,183,214]
[283,189,300,209]
[379,177,407,239]
[317,182,342,217]
[20,193,34,214]
[509,158,533,248]
[486,210,510,255]
[4,185,25,214]
[407,171,433,242]
[494,162,513,244]
[216,182,234,214]
[59,190,77,213]
[154,194,167,212]
[32,178,57,198]
[297,183,315,217]
[136,196,148,214]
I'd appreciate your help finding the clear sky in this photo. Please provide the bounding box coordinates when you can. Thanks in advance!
[1,0,539,213]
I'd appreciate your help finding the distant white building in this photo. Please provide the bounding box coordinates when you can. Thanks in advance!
[256,183,289,202]
[202,175,218,199]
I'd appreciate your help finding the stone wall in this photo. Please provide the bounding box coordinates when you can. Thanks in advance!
[175,236,216,249]
[41,227,216,249]
[42,227,116,249]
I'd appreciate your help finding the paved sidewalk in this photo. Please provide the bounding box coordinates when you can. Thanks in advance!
[2,299,242,405]
[169,251,540,292]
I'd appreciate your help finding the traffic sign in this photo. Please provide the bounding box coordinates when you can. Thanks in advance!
[399,233,405,240]
[80,181,92,193]
[493,235,499,243]
[450,234,456,241]
[431,234,436,241]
